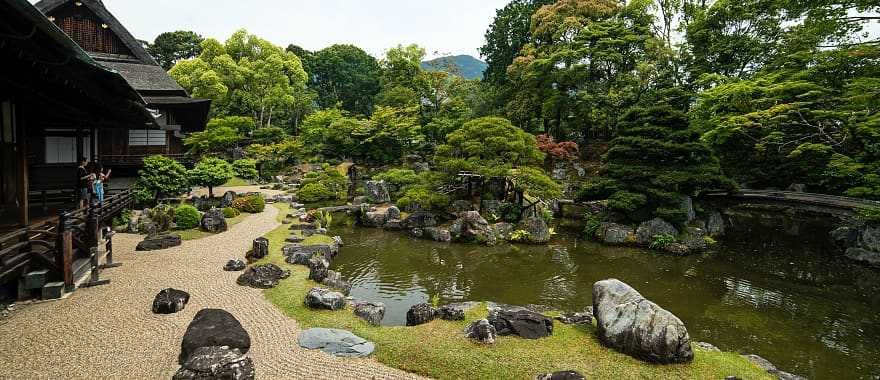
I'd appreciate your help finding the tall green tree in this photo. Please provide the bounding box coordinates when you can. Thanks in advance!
[169,29,309,128]
[307,44,381,115]
[582,95,733,223]
[184,117,245,157]
[479,0,555,85]
[147,31,204,70]
[189,157,234,198]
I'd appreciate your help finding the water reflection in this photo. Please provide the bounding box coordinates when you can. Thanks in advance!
[331,221,880,379]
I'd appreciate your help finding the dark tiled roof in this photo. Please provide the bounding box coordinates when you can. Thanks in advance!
[143,96,211,105]
[100,61,185,93]
[34,0,159,66]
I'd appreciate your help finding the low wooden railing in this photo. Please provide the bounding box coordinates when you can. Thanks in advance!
[0,188,135,293]
[99,154,192,166]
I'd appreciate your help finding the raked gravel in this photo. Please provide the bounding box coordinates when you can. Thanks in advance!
[0,206,425,380]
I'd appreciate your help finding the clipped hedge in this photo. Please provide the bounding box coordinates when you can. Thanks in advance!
[174,204,201,230]
[222,207,241,218]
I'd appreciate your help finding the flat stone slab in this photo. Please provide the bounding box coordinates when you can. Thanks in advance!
[297,328,375,358]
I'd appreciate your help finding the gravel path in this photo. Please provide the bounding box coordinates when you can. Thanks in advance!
[0,206,424,380]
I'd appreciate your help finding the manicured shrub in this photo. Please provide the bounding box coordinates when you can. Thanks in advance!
[232,159,259,179]
[174,205,201,230]
[232,195,265,213]
[135,155,190,203]
[222,207,241,218]
[396,187,449,211]
[189,157,234,198]
[297,182,333,203]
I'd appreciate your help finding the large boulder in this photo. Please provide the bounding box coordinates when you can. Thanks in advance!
[308,257,331,283]
[450,211,496,245]
[364,181,391,203]
[285,251,313,266]
[298,328,375,358]
[635,218,678,245]
[487,305,553,339]
[304,287,346,310]
[464,319,497,345]
[436,303,472,321]
[402,212,437,229]
[360,211,387,228]
[517,217,551,244]
[250,237,269,261]
[706,211,725,237]
[172,346,254,380]
[136,234,182,251]
[597,223,633,244]
[386,206,401,220]
[593,279,693,364]
[179,309,251,364]
[353,302,386,326]
[152,288,190,314]
[200,208,227,233]
[321,271,352,295]
[236,264,290,289]
[680,196,696,223]
[405,303,436,326]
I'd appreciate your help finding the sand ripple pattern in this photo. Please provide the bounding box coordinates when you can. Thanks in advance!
[0,206,424,380]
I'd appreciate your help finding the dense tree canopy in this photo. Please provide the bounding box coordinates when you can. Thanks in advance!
[147,30,204,70]
[169,29,310,129]
[479,0,555,85]
[307,44,381,115]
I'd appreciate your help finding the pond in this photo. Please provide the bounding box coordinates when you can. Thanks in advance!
[329,215,880,380]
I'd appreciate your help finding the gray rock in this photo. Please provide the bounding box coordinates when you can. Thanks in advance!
[236,264,290,289]
[308,257,331,283]
[743,354,807,380]
[464,319,497,344]
[332,236,344,246]
[487,305,553,339]
[597,223,633,244]
[635,218,678,245]
[409,228,424,238]
[353,302,386,326]
[173,346,254,380]
[492,222,515,241]
[861,225,880,252]
[449,211,496,245]
[845,247,880,267]
[787,183,806,192]
[707,211,725,237]
[298,328,375,358]
[435,303,468,321]
[535,371,585,380]
[663,243,691,255]
[352,196,370,205]
[224,259,246,272]
[285,251,313,266]
[593,279,693,364]
[517,217,551,244]
[695,341,721,352]
[406,303,436,326]
[283,244,338,262]
[152,288,190,314]
[364,181,391,203]
[250,237,269,260]
[179,309,250,364]
[285,234,305,243]
[384,219,404,230]
[423,227,452,243]
[136,234,182,251]
[402,212,437,229]
[386,206,401,220]
[304,288,346,310]
[830,226,860,248]
[572,162,587,177]
[220,191,237,208]
[360,211,387,227]
[680,196,696,223]
[554,311,593,325]
[321,271,352,295]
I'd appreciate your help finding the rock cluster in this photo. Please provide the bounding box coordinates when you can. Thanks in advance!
[487,305,553,339]
[593,279,693,364]
[364,181,391,203]
[236,264,290,289]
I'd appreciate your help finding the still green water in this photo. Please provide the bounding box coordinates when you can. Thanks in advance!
[330,216,880,379]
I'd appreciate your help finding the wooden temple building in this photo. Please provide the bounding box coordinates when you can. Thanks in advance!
[0,0,206,300]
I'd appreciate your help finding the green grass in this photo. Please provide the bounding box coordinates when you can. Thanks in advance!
[257,204,771,380]
[223,177,251,187]
[176,213,248,241]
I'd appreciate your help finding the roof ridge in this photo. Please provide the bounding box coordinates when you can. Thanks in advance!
[34,0,160,66]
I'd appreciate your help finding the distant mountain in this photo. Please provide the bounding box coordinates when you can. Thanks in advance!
[421,55,488,80]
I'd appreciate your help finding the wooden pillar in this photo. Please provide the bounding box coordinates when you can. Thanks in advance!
[90,127,98,165]
[15,103,28,226]
[75,126,83,162]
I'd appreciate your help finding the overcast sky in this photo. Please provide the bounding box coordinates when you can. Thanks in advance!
[75,0,511,60]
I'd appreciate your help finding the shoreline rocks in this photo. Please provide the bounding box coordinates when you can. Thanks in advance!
[298,328,375,358]
[353,301,386,326]
[406,303,436,326]
[487,305,553,339]
[304,287,346,310]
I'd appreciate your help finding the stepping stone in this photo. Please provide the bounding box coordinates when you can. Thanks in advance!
[297,328,375,358]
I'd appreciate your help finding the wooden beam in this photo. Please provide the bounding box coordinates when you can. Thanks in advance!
[15,102,28,227]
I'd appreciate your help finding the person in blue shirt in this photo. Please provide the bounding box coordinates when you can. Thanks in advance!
[93,167,111,204]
